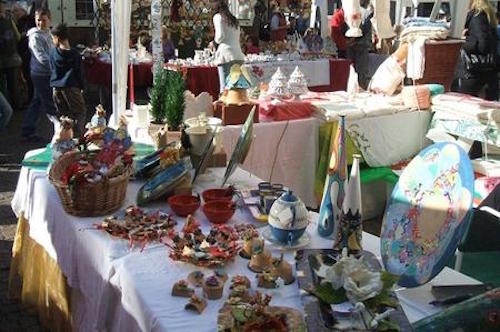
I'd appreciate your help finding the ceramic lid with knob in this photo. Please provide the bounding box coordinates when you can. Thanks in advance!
[268,190,309,230]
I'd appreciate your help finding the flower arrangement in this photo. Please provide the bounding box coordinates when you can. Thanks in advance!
[309,249,400,331]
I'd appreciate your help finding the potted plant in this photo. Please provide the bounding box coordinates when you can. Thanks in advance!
[164,70,186,142]
[148,67,168,141]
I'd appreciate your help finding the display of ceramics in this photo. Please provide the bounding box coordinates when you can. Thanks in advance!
[172,279,195,297]
[262,227,311,250]
[268,191,309,245]
[202,200,236,224]
[318,114,347,238]
[136,158,191,205]
[334,154,362,256]
[167,194,201,217]
[270,254,295,285]
[222,108,255,186]
[203,189,235,204]
[381,142,474,287]
[166,224,241,267]
[287,66,309,98]
[185,295,207,314]
[95,206,177,248]
[267,67,290,97]
[191,133,215,183]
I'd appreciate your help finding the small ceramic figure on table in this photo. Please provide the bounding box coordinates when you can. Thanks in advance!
[172,279,195,297]
[87,104,107,135]
[52,116,76,159]
[185,295,207,314]
[203,275,224,299]
[220,64,252,105]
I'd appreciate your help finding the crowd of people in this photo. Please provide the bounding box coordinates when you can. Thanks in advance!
[2,0,500,137]
[0,2,86,139]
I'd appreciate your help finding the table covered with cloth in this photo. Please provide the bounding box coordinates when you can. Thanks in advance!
[83,58,153,88]
[10,154,482,331]
[167,59,351,101]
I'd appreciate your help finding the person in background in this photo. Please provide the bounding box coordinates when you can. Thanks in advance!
[330,7,347,57]
[49,23,86,137]
[12,3,35,101]
[244,35,260,54]
[162,26,176,61]
[270,3,287,41]
[296,9,310,36]
[288,15,297,36]
[0,0,22,110]
[21,8,56,141]
[455,0,498,101]
[209,0,245,93]
[0,90,13,131]
[496,11,500,63]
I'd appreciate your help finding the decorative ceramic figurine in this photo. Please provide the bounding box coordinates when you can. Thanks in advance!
[88,104,107,134]
[185,295,207,314]
[188,271,205,287]
[155,124,169,149]
[257,272,280,289]
[222,64,252,105]
[267,67,289,97]
[230,275,251,289]
[248,241,273,273]
[342,0,363,38]
[52,116,76,159]
[334,154,362,256]
[268,190,309,245]
[241,236,263,259]
[270,253,295,285]
[318,114,347,238]
[287,66,309,98]
[172,279,195,297]
[203,275,224,299]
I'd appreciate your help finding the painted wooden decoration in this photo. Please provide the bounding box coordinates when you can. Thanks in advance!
[318,115,347,238]
[381,142,474,287]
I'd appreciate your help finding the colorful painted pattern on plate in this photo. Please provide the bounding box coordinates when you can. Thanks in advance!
[381,142,474,287]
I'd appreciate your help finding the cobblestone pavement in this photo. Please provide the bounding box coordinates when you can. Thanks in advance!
[0,107,53,331]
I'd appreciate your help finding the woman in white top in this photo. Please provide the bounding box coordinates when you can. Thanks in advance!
[210,0,245,93]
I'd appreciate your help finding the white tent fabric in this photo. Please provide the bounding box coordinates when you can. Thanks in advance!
[151,0,163,76]
[110,0,132,127]
[310,0,330,38]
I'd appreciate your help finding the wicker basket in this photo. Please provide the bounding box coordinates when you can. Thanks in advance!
[49,151,131,217]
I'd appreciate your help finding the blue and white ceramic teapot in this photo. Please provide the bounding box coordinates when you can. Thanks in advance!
[268,190,309,245]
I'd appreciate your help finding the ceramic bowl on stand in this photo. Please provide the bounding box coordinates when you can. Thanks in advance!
[268,190,309,245]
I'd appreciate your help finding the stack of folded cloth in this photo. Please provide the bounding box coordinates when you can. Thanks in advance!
[311,92,411,121]
[432,92,500,124]
[400,17,450,41]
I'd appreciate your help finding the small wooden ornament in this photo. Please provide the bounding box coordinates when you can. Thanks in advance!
[185,295,207,314]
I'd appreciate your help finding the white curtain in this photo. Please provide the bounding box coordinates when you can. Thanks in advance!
[110,0,132,127]
[310,0,330,39]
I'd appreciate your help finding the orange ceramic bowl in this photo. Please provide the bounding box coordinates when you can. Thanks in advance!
[202,188,233,203]
[168,194,200,217]
[202,200,236,224]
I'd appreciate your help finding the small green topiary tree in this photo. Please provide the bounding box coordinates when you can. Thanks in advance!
[164,70,185,131]
[149,68,168,124]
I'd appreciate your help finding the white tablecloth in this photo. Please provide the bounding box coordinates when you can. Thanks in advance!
[12,153,481,331]
[242,59,330,87]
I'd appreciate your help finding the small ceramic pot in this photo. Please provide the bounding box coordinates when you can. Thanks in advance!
[168,194,201,217]
[268,190,309,245]
[202,188,233,203]
[202,200,236,224]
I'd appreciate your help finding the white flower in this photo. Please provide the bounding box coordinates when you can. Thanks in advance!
[343,267,383,303]
[323,250,383,303]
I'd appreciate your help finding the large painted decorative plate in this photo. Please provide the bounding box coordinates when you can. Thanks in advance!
[221,107,255,186]
[381,142,474,287]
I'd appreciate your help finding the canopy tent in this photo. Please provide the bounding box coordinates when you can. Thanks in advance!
[110,0,131,126]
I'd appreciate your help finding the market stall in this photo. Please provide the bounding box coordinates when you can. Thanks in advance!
[10,158,483,331]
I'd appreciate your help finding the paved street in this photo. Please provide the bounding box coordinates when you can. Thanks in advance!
[0,107,52,331]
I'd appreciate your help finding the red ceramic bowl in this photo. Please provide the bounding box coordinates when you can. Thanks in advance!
[202,200,236,224]
[168,194,200,217]
[202,188,233,203]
